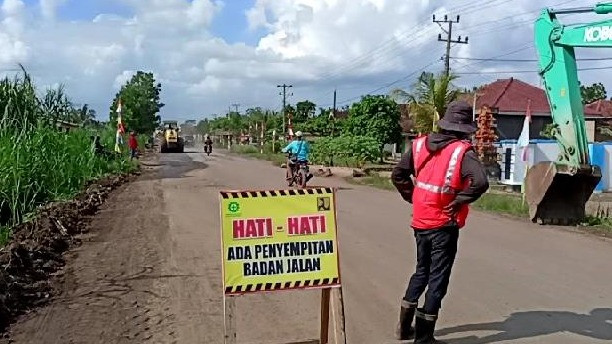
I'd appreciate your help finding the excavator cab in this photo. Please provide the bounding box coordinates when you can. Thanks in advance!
[527,3,612,225]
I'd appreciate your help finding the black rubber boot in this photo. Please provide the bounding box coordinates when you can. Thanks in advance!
[414,309,446,344]
[395,300,417,340]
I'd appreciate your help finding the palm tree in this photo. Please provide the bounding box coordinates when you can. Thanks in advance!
[390,71,459,134]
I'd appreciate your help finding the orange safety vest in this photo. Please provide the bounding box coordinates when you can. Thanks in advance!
[411,136,472,230]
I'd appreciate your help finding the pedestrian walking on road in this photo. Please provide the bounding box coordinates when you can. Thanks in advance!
[128,131,139,160]
[391,101,489,343]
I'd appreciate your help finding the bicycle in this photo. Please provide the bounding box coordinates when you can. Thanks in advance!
[286,154,310,188]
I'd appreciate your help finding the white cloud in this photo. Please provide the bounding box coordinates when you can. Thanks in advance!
[2,0,24,16]
[113,71,136,90]
[39,0,66,21]
[0,0,608,120]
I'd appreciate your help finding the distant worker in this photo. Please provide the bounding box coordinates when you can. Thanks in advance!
[281,131,312,182]
[391,101,489,343]
[128,131,139,160]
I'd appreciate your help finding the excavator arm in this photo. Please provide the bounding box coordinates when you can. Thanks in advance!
[525,3,612,224]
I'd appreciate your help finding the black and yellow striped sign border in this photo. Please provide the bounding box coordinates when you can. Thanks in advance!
[220,187,334,199]
[225,277,340,295]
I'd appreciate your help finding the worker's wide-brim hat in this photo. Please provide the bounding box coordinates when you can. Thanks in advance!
[437,101,478,134]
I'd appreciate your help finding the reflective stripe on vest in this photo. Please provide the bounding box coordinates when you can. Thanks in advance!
[411,136,471,229]
[414,144,464,195]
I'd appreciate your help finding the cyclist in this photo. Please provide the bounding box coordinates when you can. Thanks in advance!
[282,131,312,184]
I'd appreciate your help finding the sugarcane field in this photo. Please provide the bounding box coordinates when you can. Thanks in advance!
[1,1,612,343]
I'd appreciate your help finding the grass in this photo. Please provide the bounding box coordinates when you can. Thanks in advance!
[583,215,612,235]
[346,174,395,191]
[472,193,529,217]
[0,71,136,245]
[230,144,286,166]
[0,226,9,246]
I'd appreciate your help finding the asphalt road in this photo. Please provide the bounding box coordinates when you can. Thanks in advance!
[6,148,612,343]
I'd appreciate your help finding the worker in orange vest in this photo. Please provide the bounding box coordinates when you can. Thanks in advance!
[392,101,489,343]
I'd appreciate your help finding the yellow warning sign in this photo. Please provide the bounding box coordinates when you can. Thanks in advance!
[219,188,341,295]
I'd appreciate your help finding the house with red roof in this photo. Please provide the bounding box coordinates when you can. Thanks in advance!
[465,77,611,142]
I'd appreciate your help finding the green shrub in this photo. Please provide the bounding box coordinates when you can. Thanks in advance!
[311,134,380,167]
[263,141,281,154]
[230,144,259,155]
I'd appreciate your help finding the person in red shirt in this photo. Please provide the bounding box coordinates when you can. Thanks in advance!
[128,131,139,160]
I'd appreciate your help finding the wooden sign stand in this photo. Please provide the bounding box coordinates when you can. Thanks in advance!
[223,286,347,344]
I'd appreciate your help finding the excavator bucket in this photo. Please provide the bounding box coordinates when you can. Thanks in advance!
[525,162,601,225]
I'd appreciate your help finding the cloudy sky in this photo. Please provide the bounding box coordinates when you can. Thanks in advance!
[1,0,609,121]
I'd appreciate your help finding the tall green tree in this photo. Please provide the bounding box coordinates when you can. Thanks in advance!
[390,71,459,134]
[580,82,607,104]
[294,100,317,123]
[196,118,210,135]
[67,104,97,126]
[110,71,164,135]
[344,95,401,161]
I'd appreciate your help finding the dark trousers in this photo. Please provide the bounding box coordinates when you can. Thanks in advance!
[404,226,459,315]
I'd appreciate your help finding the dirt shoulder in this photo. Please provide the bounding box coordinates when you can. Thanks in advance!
[1,154,179,343]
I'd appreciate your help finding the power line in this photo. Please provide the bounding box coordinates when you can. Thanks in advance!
[451,56,612,62]
[455,65,612,75]
[450,43,534,71]
[315,0,577,107]
[316,0,515,82]
[334,58,442,106]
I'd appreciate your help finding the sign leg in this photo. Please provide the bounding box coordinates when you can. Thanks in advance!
[320,288,331,344]
[224,295,237,344]
[331,287,347,344]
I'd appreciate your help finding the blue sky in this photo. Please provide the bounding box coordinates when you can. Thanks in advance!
[25,0,266,45]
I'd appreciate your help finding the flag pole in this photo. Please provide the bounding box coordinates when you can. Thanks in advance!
[115,98,124,153]
[520,99,532,207]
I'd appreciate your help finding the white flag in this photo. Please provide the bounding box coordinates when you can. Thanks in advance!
[516,99,532,161]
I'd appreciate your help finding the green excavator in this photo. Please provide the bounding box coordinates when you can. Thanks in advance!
[526,2,612,225]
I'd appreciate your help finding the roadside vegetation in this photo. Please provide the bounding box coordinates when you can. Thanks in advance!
[196,71,610,232]
[0,71,141,244]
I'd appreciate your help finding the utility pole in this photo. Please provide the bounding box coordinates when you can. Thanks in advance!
[231,103,240,114]
[434,14,468,77]
[332,89,337,116]
[331,89,337,135]
[277,84,293,138]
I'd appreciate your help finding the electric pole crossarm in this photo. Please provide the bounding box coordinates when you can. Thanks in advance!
[433,13,469,76]
[277,84,293,138]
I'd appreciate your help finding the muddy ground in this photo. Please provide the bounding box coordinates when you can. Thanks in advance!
[0,172,137,333]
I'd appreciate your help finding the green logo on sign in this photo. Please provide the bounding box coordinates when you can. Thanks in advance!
[228,202,240,213]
